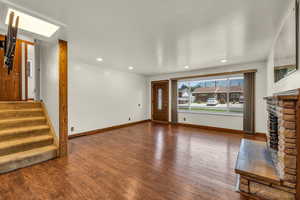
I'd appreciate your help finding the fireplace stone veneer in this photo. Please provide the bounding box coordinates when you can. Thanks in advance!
[235,89,300,200]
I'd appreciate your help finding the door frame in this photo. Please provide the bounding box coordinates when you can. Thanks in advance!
[24,41,37,101]
[151,80,169,123]
[24,43,28,100]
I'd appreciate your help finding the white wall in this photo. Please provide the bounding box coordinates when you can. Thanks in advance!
[40,40,59,138]
[68,59,149,135]
[148,62,267,133]
[266,2,300,95]
[27,44,36,99]
[178,112,244,130]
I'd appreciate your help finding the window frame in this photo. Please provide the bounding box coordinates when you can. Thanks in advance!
[177,74,244,116]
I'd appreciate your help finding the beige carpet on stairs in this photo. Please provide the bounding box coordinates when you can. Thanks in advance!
[0,101,58,174]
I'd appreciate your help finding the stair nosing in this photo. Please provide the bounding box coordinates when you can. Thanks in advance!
[0,108,43,113]
[0,101,40,104]
[0,135,53,150]
[0,125,50,136]
[0,116,46,124]
[0,107,42,110]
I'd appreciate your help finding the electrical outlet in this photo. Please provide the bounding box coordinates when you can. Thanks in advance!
[71,127,75,132]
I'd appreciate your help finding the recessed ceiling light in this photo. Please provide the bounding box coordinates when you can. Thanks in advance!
[96,58,103,62]
[221,59,227,63]
[6,8,60,37]
[184,65,189,69]
[128,66,134,70]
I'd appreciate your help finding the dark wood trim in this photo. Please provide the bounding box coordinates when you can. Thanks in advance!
[151,80,169,83]
[25,43,28,100]
[170,69,257,80]
[239,191,261,200]
[296,0,299,71]
[151,80,169,122]
[58,40,68,157]
[151,120,170,124]
[69,119,267,144]
[0,34,35,46]
[296,92,300,200]
[264,89,300,101]
[176,122,266,140]
[171,80,178,123]
[69,120,151,139]
[18,40,22,101]
[254,73,256,134]
[20,40,35,46]
[0,35,30,101]
[255,132,267,139]
[274,64,297,70]
[177,122,245,134]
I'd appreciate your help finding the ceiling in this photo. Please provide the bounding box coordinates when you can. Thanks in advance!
[0,0,292,75]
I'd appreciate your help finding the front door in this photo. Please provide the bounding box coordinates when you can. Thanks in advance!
[0,37,22,101]
[152,80,169,122]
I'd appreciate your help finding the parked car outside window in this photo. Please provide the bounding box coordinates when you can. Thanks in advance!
[239,96,244,104]
[206,98,218,106]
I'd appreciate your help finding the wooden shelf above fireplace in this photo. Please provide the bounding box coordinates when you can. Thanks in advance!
[264,89,300,101]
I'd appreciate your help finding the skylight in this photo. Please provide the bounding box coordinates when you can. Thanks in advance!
[6,8,60,38]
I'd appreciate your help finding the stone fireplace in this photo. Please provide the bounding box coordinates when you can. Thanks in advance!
[266,94,298,187]
[235,89,300,200]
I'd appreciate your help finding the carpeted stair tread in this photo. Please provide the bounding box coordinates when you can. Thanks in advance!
[0,134,53,150]
[0,116,45,122]
[0,101,57,174]
[0,145,57,164]
[0,125,50,138]
[0,108,44,118]
[0,145,57,173]
[0,102,41,109]
[0,108,43,115]
[0,108,43,113]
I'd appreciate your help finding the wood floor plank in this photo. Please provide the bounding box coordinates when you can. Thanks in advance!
[0,122,249,200]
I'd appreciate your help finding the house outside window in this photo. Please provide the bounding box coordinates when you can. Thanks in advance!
[178,75,244,115]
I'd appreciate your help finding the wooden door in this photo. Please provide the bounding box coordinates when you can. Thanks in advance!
[0,37,22,101]
[152,80,169,122]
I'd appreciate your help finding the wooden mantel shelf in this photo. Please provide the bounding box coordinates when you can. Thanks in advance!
[264,89,300,101]
[235,139,280,184]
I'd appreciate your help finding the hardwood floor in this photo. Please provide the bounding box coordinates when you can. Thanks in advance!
[0,122,249,200]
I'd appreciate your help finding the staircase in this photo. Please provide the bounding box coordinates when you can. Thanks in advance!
[0,101,58,174]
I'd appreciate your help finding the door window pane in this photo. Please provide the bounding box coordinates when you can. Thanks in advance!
[158,88,163,110]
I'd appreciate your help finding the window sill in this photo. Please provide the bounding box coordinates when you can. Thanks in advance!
[178,110,243,117]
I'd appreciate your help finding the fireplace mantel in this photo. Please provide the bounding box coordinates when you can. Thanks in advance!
[264,89,300,100]
[235,89,300,200]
